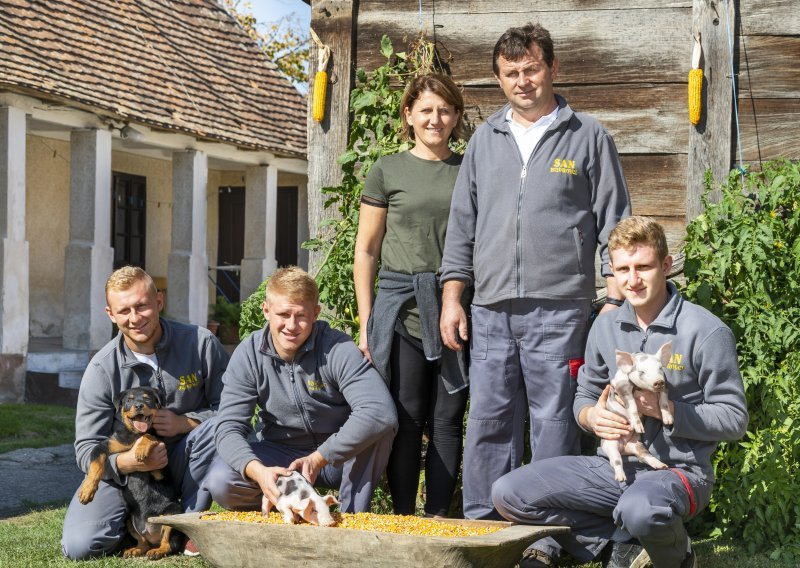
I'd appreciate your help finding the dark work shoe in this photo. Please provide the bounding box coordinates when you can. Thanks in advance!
[603,541,651,568]
[519,547,557,567]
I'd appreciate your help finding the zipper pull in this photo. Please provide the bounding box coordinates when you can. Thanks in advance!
[521,165,527,179]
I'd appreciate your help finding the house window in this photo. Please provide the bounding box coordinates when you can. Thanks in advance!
[112,172,147,269]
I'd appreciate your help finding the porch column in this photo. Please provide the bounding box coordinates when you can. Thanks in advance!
[240,165,278,299]
[0,106,29,401]
[167,150,208,325]
[63,128,114,350]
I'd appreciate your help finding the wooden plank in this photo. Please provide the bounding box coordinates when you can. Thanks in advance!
[358,0,692,12]
[737,97,800,163]
[622,155,688,217]
[686,0,734,220]
[739,0,800,35]
[307,0,355,275]
[462,84,688,154]
[656,216,689,257]
[356,8,692,85]
[737,35,800,99]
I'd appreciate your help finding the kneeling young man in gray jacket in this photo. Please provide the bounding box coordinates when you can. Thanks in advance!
[491,217,749,568]
[206,267,397,513]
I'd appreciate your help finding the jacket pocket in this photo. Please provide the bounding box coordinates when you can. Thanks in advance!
[572,227,585,275]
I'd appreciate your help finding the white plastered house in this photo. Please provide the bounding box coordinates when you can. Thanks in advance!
[0,0,309,402]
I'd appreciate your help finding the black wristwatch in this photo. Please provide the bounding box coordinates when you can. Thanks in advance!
[605,297,625,307]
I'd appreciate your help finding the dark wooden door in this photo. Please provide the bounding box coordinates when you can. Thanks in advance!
[217,186,245,302]
[276,186,298,267]
[111,172,146,269]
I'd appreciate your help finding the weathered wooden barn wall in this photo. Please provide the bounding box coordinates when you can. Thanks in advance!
[307,0,799,267]
[737,0,800,165]
[354,0,694,253]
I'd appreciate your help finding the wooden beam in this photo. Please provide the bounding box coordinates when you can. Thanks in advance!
[307,0,356,276]
[686,0,734,220]
[357,7,692,85]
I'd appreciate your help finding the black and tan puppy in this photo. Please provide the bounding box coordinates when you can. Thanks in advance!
[78,386,183,559]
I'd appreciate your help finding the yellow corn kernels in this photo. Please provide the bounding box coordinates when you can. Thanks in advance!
[201,511,502,537]
[312,70,328,123]
[688,68,703,125]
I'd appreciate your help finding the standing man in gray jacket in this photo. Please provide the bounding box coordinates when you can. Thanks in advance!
[492,217,749,568]
[439,22,631,520]
[205,267,397,513]
[61,266,229,559]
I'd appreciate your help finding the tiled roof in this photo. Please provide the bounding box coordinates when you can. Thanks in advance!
[0,0,307,157]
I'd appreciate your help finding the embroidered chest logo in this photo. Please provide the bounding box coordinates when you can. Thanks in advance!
[550,158,578,176]
[667,352,685,371]
[307,378,326,392]
[178,372,200,391]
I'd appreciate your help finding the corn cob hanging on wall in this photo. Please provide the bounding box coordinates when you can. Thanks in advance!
[688,32,703,125]
[310,28,332,123]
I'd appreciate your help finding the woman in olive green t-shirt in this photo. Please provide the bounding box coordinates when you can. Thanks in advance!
[353,74,469,517]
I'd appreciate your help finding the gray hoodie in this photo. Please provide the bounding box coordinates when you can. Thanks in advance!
[575,282,749,482]
[440,96,631,305]
[214,321,398,477]
[74,318,229,483]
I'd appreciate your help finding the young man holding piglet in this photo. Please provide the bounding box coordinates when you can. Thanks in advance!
[491,216,749,568]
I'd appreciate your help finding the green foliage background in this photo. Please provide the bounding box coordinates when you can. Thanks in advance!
[682,160,800,560]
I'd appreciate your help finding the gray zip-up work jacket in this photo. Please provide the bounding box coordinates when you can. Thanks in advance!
[575,283,749,483]
[440,96,631,305]
[74,318,229,483]
[215,321,398,477]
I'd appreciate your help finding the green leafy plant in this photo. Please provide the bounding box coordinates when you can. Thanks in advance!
[239,279,267,340]
[682,159,800,560]
[303,34,460,338]
[212,296,241,327]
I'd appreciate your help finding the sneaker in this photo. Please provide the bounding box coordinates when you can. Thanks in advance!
[680,544,697,568]
[519,548,556,568]
[183,538,201,557]
[603,541,651,568]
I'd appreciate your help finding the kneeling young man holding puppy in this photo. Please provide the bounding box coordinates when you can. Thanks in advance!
[206,267,397,516]
[491,217,749,568]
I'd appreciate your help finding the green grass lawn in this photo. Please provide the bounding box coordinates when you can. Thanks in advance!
[0,507,209,567]
[0,403,75,454]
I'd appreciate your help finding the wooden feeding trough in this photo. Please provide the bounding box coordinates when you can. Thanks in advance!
[153,512,568,568]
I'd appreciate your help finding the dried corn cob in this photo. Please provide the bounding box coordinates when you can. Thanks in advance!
[688,68,703,125]
[201,511,503,538]
[312,70,328,122]
[688,32,703,125]
[310,28,331,123]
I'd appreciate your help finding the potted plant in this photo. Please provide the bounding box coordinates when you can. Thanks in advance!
[212,296,241,344]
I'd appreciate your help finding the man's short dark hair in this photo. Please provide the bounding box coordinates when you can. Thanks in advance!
[493,22,555,76]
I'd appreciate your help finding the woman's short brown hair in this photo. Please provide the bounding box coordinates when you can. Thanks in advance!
[399,73,468,143]
[264,266,319,306]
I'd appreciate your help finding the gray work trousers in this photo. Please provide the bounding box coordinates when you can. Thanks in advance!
[60,416,218,560]
[492,455,711,568]
[204,432,394,513]
[463,299,589,519]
